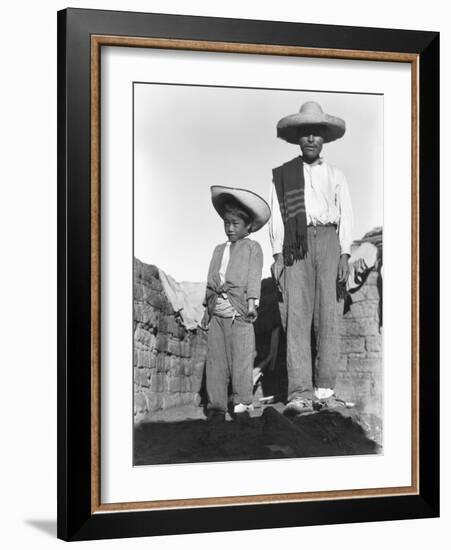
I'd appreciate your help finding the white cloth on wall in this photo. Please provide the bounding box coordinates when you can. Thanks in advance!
[158,268,206,330]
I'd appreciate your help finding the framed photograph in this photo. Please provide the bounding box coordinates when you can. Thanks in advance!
[57,8,439,541]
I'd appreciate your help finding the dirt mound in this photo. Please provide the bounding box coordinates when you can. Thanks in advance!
[134,406,380,466]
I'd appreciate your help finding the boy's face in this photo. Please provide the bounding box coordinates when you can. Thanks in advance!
[223,213,251,242]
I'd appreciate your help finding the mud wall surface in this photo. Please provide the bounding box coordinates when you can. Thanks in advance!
[336,228,383,439]
[336,270,382,430]
[134,259,207,423]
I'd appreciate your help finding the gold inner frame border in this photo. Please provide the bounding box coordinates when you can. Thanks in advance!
[90,35,420,514]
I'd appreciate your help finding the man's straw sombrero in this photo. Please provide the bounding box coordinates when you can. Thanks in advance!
[277,101,346,145]
[211,186,271,233]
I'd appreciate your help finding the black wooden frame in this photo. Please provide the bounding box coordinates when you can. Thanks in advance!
[57,7,439,541]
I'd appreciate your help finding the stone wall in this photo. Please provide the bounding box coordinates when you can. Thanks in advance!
[134,259,207,423]
[336,271,382,414]
[335,236,383,441]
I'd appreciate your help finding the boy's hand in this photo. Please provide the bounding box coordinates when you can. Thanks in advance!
[199,309,211,330]
[246,300,258,323]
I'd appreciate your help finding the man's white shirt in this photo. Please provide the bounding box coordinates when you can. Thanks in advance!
[268,158,354,256]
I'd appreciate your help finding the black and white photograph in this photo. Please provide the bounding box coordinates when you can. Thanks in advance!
[133,83,383,466]
[0,0,444,546]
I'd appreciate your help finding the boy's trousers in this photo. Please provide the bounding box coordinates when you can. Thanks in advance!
[206,315,255,412]
[277,225,342,400]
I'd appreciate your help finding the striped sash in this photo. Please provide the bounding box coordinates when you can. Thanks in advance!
[272,156,307,265]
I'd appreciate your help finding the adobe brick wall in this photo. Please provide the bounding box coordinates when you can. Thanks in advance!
[335,249,383,443]
[336,271,382,416]
[133,259,207,423]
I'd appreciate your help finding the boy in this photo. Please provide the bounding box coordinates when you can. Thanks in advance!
[201,186,271,422]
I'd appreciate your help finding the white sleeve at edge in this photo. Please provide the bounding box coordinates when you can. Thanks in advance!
[337,171,354,256]
[268,180,284,256]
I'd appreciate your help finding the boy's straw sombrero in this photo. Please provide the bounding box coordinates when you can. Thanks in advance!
[277,101,346,145]
[211,186,271,233]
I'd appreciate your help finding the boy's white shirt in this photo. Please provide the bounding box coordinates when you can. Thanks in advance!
[214,241,237,317]
[218,241,231,286]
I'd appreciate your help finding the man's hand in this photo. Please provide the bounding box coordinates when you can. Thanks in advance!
[246,299,258,323]
[271,253,285,287]
[273,253,284,265]
[199,309,211,330]
[337,254,350,283]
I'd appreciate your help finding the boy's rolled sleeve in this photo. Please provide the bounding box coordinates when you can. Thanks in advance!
[246,241,264,302]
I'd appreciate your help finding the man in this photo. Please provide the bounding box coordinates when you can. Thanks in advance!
[269,100,353,414]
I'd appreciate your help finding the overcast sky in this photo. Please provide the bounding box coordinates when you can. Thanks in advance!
[134,83,382,282]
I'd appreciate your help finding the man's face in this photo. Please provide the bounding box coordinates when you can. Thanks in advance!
[223,213,251,243]
[299,132,324,163]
